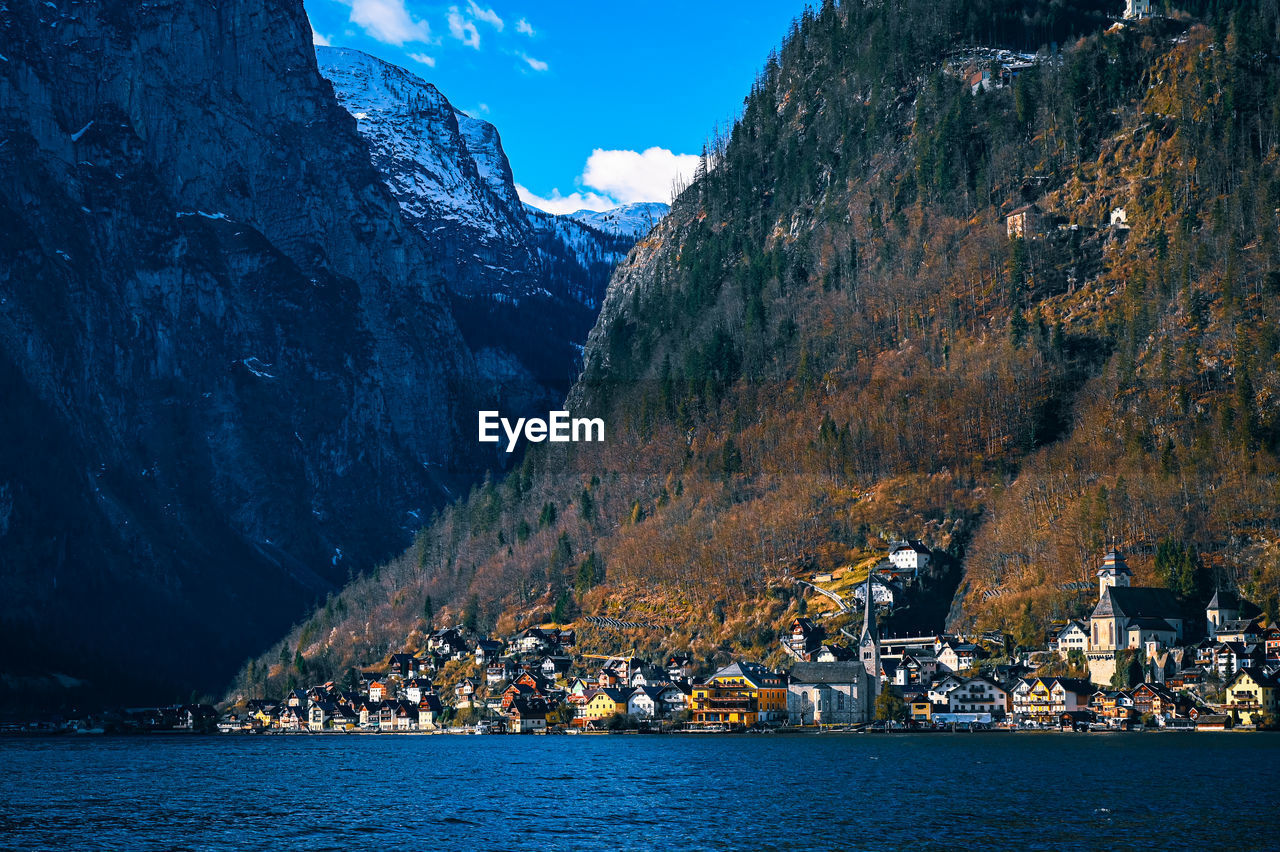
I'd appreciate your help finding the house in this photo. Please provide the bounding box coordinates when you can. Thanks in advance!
[404,678,433,704]
[279,705,307,731]
[785,617,827,660]
[928,675,965,706]
[1204,641,1264,678]
[1130,682,1179,721]
[895,653,937,687]
[513,670,550,693]
[1225,669,1280,726]
[600,656,647,684]
[1216,617,1264,645]
[387,653,421,679]
[1264,626,1280,660]
[627,686,670,720]
[428,628,470,660]
[629,666,668,687]
[937,642,980,673]
[508,697,548,733]
[947,677,1008,718]
[500,682,536,711]
[1124,0,1151,19]
[1055,620,1089,659]
[308,702,336,731]
[1190,709,1231,731]
[814,644,856,663]
[417,693,443,730]
[906,693,936,724]
[1012,677,1093,723]
[487,661,515,686]
[453,678,478,708]
[666,654,694,682]
[367,681,388,702]
[1089,690,1136,727]
[515,628,552,655]
[538,655,572,681]
[888,540,932,574]
[392,700,417,731]
[1006,203,1042,238]
[473,639,504,666]
[850,574,901,608]
[786,662,870,726]
[582,687,632,726]
[691,661,788,728]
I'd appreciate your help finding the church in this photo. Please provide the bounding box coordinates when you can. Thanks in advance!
[1084,550,1184,685]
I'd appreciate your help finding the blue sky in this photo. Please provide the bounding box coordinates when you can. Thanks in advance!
[306,0,810,213]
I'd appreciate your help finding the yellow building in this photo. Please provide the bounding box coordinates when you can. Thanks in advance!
[582,688,630,726]
[1225,669,1279,726]
[908,696,934,723]
[691,662,787,728]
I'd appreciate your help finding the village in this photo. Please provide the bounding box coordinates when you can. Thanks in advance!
[31,543,1268,739]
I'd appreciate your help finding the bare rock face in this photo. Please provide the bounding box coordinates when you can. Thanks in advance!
[316,47,643,405]
[0,0,484,703]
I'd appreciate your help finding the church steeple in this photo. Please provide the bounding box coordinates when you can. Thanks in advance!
[1097,549,1132,599]
[859,573,880,703]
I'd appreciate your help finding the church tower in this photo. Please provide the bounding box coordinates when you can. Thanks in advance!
[859,574,881,711]
[1097,550,1132,600]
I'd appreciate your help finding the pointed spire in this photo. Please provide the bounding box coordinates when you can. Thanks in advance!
[860,572,877,644]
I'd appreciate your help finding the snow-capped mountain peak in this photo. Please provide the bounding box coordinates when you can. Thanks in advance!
[569,202,670,238]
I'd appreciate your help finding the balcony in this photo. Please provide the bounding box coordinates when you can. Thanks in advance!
[699,698,756,711]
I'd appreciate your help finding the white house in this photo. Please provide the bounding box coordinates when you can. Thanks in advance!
[627,688,658,719]
[947,677,1008,717]
[850,575,901,608]
[1124,0,1151,19]
[1055,620,1089,659]
[928,675,965,706]
[937,642,979,673]
[888,540,932,574]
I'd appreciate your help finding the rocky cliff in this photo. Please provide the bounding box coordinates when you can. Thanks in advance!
[0,0,483,705]
[316,47,646,405]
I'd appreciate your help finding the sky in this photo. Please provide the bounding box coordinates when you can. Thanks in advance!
[305,1,811,214]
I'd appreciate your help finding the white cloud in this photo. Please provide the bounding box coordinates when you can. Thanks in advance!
[521,53,548,72]
[308,14,331,45]
[516,17,534,36]
[518,147,698,215]
[516,184,617,215]
[467,1,504,31]
[448,6,481,48]
[582,147,700,205]
[409,52,436,67]
[342,0,431,45]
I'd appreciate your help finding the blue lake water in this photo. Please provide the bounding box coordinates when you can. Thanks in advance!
[2,732,1278,850]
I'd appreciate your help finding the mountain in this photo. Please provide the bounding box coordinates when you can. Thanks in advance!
[235,0,1280,699]
[570,203,670,239]
[316,47,642,407]
[0,0,492,707]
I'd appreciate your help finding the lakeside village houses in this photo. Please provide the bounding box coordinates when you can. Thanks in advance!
[193,547,1280,736]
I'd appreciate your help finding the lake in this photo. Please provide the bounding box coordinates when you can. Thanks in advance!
[2,732,1278,850]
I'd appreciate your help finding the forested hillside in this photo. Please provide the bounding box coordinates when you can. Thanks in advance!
[231,0,1280,698]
